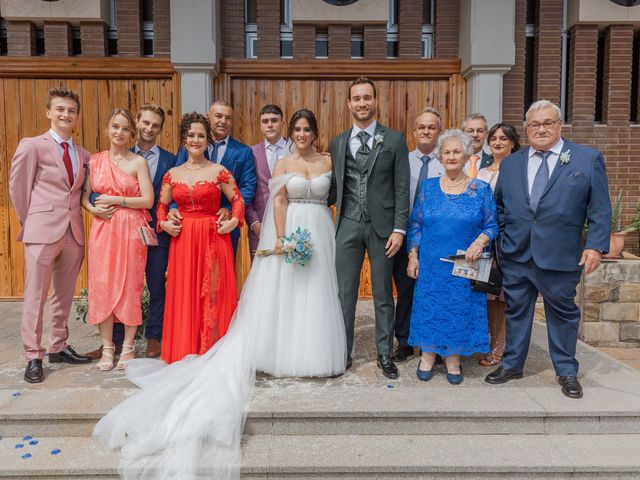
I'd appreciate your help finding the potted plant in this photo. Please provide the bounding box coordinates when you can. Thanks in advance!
[605,191,629,258]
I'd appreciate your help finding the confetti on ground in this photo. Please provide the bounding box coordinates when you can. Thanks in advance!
[51,449,61,455]
[15,444,24,449]
[23,436,32,441]
[387,384,395,388]
[12,392,22,397]
[29,440,38,446]
[21,453,32,459]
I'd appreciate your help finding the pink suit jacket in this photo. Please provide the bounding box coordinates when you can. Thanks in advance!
[246,141,272,228]
[9,132,90,245]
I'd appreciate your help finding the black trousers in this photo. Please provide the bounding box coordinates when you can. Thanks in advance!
[392,239,415,348]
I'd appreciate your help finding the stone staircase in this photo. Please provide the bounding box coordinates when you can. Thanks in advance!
[1,303,640,479]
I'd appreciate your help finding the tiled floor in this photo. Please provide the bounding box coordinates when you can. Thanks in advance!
[598,346,640,371]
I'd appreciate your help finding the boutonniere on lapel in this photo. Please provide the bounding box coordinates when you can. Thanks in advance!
[373,132,384,149]
[559,150,571,166]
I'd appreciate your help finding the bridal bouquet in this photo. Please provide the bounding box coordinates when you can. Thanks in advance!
[256,227,314,266]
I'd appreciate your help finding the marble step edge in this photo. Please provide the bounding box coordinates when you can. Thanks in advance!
[2,434,640,477]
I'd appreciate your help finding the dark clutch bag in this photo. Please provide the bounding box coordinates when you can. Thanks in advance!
[470,242,503,296]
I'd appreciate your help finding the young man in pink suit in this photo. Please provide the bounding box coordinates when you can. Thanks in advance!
[247,104,288,259]
[9,87,92,384]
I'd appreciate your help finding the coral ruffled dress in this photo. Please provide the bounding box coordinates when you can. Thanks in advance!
[157,170,244,364]
[88,151,151,326]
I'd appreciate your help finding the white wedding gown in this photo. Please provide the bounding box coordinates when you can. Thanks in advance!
[93,172,347,479]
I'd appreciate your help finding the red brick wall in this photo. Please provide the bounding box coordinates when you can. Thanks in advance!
[7,21,36,57]
[533,0,562,105]
[257,0,280,59]
[44,21,72,57]
[328,25,351,59]
[602,25,634,126]
[221,1,245,58]
[434,0,459,58]
[502,0,527,126]
[117,0,142,56]
[80,22,107,56]
[364,25,387,59]
[293,24,315,58]
[398,0,422,58]
[153,0,171,57]
[566,24,598,126]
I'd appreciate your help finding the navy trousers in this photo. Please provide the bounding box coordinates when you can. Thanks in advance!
[112,245,169,346]
[500,257,582,377]
[391,239,415,348]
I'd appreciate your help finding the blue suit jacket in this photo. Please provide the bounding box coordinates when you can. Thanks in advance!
[495,139,611,272]
[90,146,176,248]
[175,137,257,239]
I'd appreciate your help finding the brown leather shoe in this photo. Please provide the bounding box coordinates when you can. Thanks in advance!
[146,338,161,358]
[84,344,122,360]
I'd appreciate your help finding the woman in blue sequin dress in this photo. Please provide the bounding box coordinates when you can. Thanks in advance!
[407,129,498,384]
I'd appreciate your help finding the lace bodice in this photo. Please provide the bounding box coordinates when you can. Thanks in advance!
[286,172,331,204]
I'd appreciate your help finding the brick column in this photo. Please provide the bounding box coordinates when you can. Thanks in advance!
[364,24,386,59]
[220,1,245,58]
[502,0,527,126]
[533,0,562,105]
[117,0,142,56]
[80,22,107,56]
[44,21,72,57]
[293,24,315,58]
[257,0,280,58]
[602,25,634,126]
[566,24,598,126]
[434,0,459,58]
[7,21,36,57]
[153,0,171,57]
[398,0,421,57]
[328,25,350,59]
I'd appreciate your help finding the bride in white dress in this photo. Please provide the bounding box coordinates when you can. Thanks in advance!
[93,109,347,479]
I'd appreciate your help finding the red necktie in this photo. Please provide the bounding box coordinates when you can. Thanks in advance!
[61,141,75,186]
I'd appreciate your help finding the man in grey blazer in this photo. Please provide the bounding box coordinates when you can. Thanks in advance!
[462,113,493,175]
[329,77,410,379]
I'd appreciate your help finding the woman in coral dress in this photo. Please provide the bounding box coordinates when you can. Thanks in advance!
[156,112,244,364]
[81,108,154,371]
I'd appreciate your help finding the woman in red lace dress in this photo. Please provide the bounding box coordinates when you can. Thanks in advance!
[156,113,244,364]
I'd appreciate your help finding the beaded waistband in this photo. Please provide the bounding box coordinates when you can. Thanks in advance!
[288,198,326,205]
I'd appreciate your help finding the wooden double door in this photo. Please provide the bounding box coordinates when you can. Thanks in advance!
[216,59,465,297]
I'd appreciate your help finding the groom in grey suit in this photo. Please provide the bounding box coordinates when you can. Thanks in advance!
[329,77,410,379]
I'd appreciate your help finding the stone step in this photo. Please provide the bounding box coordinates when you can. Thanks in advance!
[2,434,640,479]
[2,385,640,438]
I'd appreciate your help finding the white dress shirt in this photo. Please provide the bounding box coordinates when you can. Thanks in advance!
[527,138,563,194]
[49,128,78,178]
[265,136,288,174]
[349,121,377,158]
[208,135,230,163]
[409,148,444,211]
[134,143,160,181]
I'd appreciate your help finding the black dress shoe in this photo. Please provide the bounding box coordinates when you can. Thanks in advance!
[558,376,583,399]
[48,346,92,364]
[391,345,415,363]
[24,359,44,383]
[377,354,399,379]
[346,356,353,370]
[485,366,523,384]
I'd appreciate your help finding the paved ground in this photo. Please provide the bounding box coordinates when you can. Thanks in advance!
[598,347,640,371]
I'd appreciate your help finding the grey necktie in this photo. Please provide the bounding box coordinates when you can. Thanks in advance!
[414,154,431,206]
[356,131,371,167]
[267,144,278,173]
[530,150,551,212]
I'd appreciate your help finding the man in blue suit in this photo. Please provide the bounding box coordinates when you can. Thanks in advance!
[171,100,256,255]
[85,104,176,359]
[485,100,611,398]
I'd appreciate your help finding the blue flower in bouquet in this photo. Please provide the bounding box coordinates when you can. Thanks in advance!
[282,227,314,266]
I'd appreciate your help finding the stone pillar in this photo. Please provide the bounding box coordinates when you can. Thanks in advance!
[459,0,515,127]
[602,25,634,126]
[567,24,598,126]
[293,24,315,58]
[7,21,36,57]
[44,21,72,57]
[170,0,219,114]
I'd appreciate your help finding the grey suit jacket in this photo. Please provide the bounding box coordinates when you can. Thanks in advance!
[328,122,410,238]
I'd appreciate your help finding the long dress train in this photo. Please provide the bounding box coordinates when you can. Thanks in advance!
[93,172,346,479]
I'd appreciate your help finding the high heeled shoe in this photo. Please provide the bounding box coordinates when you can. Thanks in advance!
[116,343,135,370]
[97,344,115,371]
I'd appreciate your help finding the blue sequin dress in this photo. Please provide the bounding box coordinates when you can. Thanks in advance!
[407,177,498,356]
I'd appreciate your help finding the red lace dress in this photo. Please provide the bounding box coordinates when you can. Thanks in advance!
[156,170,244,364]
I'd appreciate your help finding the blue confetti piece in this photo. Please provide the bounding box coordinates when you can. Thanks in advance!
[23,436,32,441]
[15,444,24,449]
[22,453,32,459]
[29,440,38,446]
[51,449,61,455]
[387,384,395,388]
[12,392,22,397]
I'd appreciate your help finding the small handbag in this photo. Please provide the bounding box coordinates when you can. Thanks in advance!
[470,241,503,296]
[139,225,159,246]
